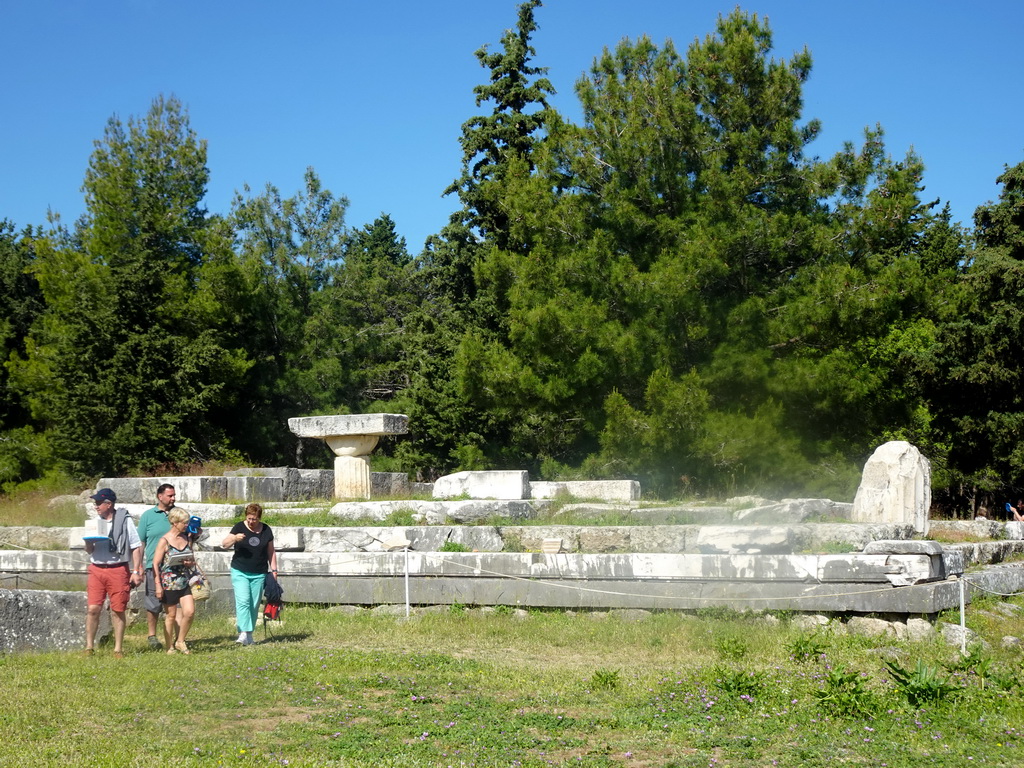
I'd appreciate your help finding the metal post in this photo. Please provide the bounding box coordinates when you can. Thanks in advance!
[404,547,410,618]
[959,576,967,656]
[382,536,413,619]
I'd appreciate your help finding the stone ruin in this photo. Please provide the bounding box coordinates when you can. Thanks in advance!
[852,441,930,535]
[3,424,1020,652]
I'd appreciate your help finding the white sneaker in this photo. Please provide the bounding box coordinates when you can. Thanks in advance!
[236,632,247,644]
[242,632,254,646]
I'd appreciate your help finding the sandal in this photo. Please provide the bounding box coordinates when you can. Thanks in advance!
[174,641,190,655]
[166,647,176,654]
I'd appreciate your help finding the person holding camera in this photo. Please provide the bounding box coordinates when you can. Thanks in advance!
[153,508,198,654]
[221,503,277,646]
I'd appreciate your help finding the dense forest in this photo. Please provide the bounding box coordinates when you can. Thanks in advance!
[2,2,1022,512]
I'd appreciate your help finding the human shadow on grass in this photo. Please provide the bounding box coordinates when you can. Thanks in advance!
[251,630,312,645]
[154,631,312,653]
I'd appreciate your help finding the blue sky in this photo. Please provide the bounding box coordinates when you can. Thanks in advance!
[3,1,1021,252]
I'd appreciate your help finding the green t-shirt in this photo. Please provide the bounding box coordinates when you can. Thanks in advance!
[137,506,171,569]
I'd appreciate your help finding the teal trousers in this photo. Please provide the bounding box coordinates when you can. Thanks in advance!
[230,567,267,633]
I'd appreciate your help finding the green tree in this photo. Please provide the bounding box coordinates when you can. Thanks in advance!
[460,11,830,481]
[389,0,556,476]
[228,168,349,462]
[445,0,555,250]
[0,222,49,488]
[457,10,957,498]
[10,96,250,477]
[923,160,1024,499]
[328,213,418,409]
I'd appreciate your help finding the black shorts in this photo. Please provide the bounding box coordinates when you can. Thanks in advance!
[161,587,191,607]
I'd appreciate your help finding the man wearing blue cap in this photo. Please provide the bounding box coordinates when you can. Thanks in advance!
[84,488,142,657]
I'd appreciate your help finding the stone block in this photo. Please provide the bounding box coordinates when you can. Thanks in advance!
[328,500,424,523]
[226,476,284,502]
[696,526,795,554]
[555,503,635,519]
[791,614,831,631]
[0,588,104,652]
[303,528,389,552]
[804,523,914,553]
[818,554,935,585]
[290,469,334,500]
[205,526,303,551]
[371,472,411,497]
[0,528,30,549]
[433,470,530,500]
[852,441,931,534]
[96,478,160,505]
[170,476,229,503]
[288,413,409,438]
[628,526,694,553]
[412,527,504,552]
[579,527,630,553]
[846,616,897,638]
[501,526,580,553]
[906,617,936,642]
[530,480,640,502]
[96,476,231,504]
[224,468,334,501]
[441,499,534,524]
[940,622,989,650]
[995,601,1022,617]
[735,498,850,524]
[863,539,943,556]
[610,608,651,622]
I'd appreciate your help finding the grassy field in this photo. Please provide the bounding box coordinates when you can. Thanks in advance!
[5,601,1024,767]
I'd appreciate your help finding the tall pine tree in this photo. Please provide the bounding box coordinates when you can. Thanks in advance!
[10,96,250,476]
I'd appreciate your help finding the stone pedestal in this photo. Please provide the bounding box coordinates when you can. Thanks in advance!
[288,414,408,500]
[328,435,380,499]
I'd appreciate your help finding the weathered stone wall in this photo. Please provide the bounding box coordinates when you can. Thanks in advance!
[0,588,102,652]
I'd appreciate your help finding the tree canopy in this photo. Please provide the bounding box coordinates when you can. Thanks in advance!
[0,3,1018,514]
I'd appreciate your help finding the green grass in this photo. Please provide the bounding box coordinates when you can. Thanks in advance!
[5,602,1024,766]
[0,489,86,527]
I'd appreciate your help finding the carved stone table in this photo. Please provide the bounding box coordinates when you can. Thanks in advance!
[287,414,409,500]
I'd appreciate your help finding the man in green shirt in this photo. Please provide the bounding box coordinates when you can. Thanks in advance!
[137,483,175,649]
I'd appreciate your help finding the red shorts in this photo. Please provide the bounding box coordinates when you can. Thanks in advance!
[87,563,131,611]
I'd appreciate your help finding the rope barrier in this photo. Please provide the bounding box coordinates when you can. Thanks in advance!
[961,574,1024,599]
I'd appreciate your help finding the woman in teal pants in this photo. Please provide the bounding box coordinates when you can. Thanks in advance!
[221,503,278,645]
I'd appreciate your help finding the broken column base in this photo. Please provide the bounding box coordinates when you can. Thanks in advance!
[335,455,372,500]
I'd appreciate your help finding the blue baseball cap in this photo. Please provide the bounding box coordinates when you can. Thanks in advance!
[91,488,117,504]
